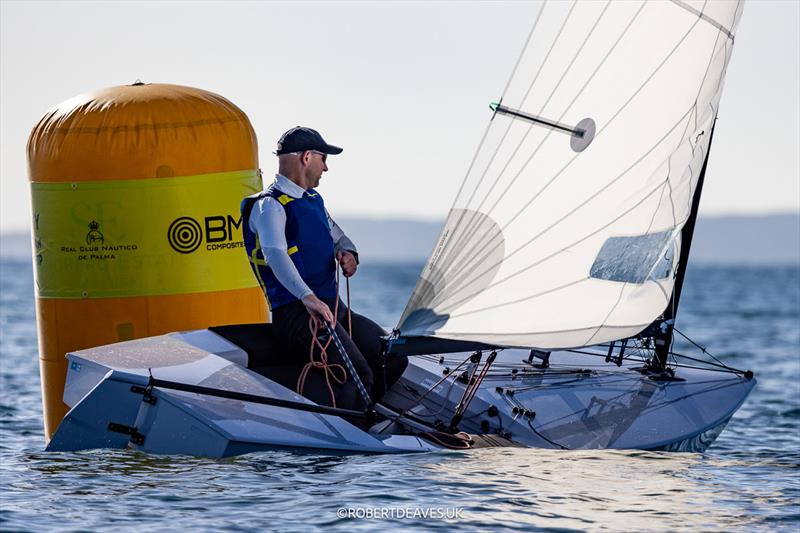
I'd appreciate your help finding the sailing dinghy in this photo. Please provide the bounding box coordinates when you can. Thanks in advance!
[47,0,755,457]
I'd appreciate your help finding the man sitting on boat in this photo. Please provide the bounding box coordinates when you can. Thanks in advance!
[241,126,408,410]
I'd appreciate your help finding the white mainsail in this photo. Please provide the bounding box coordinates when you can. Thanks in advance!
[397,0,744,349]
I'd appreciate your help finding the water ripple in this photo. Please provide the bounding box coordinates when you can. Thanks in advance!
[1,262,798,531]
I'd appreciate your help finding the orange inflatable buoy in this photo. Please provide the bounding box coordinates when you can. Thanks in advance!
[27,82,267,440]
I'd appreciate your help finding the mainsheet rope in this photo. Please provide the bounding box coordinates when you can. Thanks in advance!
[296,268,354,408]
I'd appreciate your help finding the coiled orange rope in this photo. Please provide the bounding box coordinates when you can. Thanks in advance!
[296,269,353,407]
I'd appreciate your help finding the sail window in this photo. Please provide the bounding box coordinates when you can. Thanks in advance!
[590,231,673,284]
[393,0,744,350]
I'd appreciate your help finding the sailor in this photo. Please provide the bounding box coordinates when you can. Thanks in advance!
[241,126,407,410]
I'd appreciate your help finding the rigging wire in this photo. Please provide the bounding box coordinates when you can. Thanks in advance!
[500,0,551,100]
[436,0,551,265]
[448,1,610,268]
[497,382,571,449]
[572,345,749,375]
[421,344,748,376]
[396,379,459,421]
[443,4,733,340]
[425,2,649,299]
[436,105,696,315]
[672,327,746,375]
[428,8,707,312]
[450,351,498,430]
[443,0,579,266]
[654,17,734,369]
[441,177,678,320]
[527,419,570,450]
[439,77,703,316]
[375,353,476,435]
[410,3,740,343]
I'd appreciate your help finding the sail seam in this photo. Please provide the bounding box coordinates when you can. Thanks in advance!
[434,105,694,313]
[431,2,688,294]
[443,179,670,319]
[446,278,586,319]
[424,9,699,308]
[405,1,558,329]
[446,1,633,276]
[443,16,727,336]
[661,24,729,338]
[593,24,726,345]
[446,1,611,274]
[448,0,554,224]
[500,0,549,100]
[670,0,735,42]
[399,0,743,349]
[584,181,669,347]
[575,25,732,350]
[441,2,551,236]
[446,0,579,267]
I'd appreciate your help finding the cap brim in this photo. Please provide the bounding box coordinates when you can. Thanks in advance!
[321,144,343,155]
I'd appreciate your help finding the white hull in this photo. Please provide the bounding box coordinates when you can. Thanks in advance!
[47,327,754,457]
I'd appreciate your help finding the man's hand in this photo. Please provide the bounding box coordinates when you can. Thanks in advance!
[337,251,357,278]
[302,294,335,326]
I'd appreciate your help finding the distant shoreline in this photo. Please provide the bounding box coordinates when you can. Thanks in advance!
[2,213,798,264]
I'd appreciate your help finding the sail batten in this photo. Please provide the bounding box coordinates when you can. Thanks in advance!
[441,184,675,320]
[450,1,644,251]
[397,0,744,351]
[433,3,695,292]
[430,104,696,315]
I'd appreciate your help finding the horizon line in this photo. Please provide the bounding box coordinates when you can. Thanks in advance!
[1,209,799,234]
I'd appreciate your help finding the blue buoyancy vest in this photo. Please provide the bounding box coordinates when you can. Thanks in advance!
[241,185,337,309]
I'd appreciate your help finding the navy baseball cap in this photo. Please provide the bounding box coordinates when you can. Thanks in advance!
[275,126,343,156]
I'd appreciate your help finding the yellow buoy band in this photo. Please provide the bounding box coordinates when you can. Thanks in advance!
[30,169,263,298]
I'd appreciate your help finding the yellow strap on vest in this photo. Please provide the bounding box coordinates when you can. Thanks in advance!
[249,244,299,265]
[250,236,268,280]
[278,194,295,206]
[248,241,298,310]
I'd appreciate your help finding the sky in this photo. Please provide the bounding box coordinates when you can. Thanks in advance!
[1,0,798,233]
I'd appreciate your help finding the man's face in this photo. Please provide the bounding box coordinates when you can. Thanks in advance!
[304,150,328,188]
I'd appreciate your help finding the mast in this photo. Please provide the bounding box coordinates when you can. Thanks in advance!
[653,119,718,370]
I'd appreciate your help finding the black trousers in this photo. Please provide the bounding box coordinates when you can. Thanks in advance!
[272,297,408,410]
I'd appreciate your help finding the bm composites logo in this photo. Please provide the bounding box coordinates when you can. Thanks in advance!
[168,215,244,254]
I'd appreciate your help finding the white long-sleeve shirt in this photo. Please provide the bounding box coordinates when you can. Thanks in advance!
[248,174,357,301]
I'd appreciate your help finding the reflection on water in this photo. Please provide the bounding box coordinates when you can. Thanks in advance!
[14,446,792,531]
[1,261,798,531]
[426,449,715,530]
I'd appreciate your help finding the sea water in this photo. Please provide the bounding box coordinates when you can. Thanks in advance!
[1,260,798,532]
